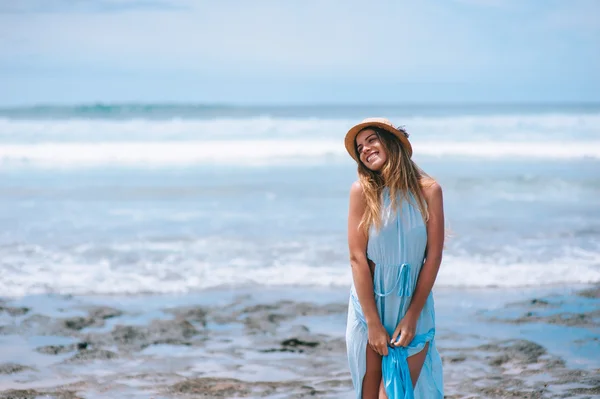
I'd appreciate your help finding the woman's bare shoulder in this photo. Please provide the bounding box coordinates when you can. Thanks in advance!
[350,180,363,195]
[349,181,366,205]
[422,179,443,202]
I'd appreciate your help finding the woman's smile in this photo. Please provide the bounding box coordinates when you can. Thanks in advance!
[356,129,388,171]
[366,151,379,163]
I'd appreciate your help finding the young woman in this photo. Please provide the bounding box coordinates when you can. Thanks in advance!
[345,118,444,398]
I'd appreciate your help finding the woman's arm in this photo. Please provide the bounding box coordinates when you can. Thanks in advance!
[348,181,389,356]
[392,182,444,347]
[407,182,445,318]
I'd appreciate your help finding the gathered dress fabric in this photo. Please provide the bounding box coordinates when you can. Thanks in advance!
[346,188,444,398]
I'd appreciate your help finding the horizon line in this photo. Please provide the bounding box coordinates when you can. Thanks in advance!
[2,100,600,110]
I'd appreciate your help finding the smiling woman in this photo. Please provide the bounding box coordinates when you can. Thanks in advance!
[344,118,444,398]
[357,130,389,170]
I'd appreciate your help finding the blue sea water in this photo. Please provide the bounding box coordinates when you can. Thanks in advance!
[0,103,599,296]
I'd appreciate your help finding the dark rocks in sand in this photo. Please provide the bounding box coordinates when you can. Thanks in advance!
[473,385,545,398]
[242,303,278,313]
[577,285,600,299]
[479,340,546,365]
[0,363,35,374]
[147,318,199,339]
[488,354,511,366]
[501,340,546,364]
[0,305,30,317]
[87,318,200,352]
[519,310,600,328]
[65,348,118,363]
[490,287,600,331]
[38,341,89,354]
[0,306,123,337]
[166,377,321,397]
[164,299,346,335]
[60,306,123,331]
[109,325,147,347]
[241,310,285,333]
[30,317,202,359]
[243,313,283,333]
[142,318,200,348]
[508,298,557,308]
[169,378,252,397]
[38,340,118,362]
[493,308,600,329]
[544,357,567,369]
[568,386,600,396]
[36,344,78,355]
[239,301,346,334]
[281,338,319,348]
[87,306,123,320]
[528,298,551,307]
[62,316,94,331]
[0,389,41,399]
[110,325,143,345]
[240,301,346,318]
[164,306,208,327]
[555,369,600,387]
[545,311,600,327]
[260,337,321,353]
[0,389,82,399]
[448,337,599,398]
[259,347,297,353]
[282,301,347,316]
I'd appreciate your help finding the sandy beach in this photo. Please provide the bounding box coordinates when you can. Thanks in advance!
[1,284,598,398]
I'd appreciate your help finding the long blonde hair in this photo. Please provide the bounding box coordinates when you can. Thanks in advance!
[354,127,434,233]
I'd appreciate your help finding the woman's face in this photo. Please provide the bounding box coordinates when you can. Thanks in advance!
[356,128,388,172]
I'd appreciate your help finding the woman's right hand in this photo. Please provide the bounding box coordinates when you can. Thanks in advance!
[367,322,390,356]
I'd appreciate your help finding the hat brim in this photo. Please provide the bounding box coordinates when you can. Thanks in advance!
[344,121,413,162]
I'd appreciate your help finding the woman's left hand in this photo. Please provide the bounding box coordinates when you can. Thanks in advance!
[391,312,418,347]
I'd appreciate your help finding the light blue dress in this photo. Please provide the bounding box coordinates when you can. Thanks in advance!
[346,188,444,398]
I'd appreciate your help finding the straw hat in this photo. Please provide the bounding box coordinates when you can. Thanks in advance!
[344,117,412,162]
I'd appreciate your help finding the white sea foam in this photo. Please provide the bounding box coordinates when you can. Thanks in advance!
[1,242,599,297]
[0,112,599,142]
[0,139,599,168]
[0,112,598,167]
[0,141,343,167]
[415,141,600,159]
[437,253,600,288]
[0,117,351,142]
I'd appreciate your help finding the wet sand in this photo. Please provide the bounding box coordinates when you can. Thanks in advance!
[0,285,599,398]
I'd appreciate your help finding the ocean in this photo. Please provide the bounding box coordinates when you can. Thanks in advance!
[0,103,598,296]
[0,103,599,398]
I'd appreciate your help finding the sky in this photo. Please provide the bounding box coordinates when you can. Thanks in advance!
[0,0,599,105]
